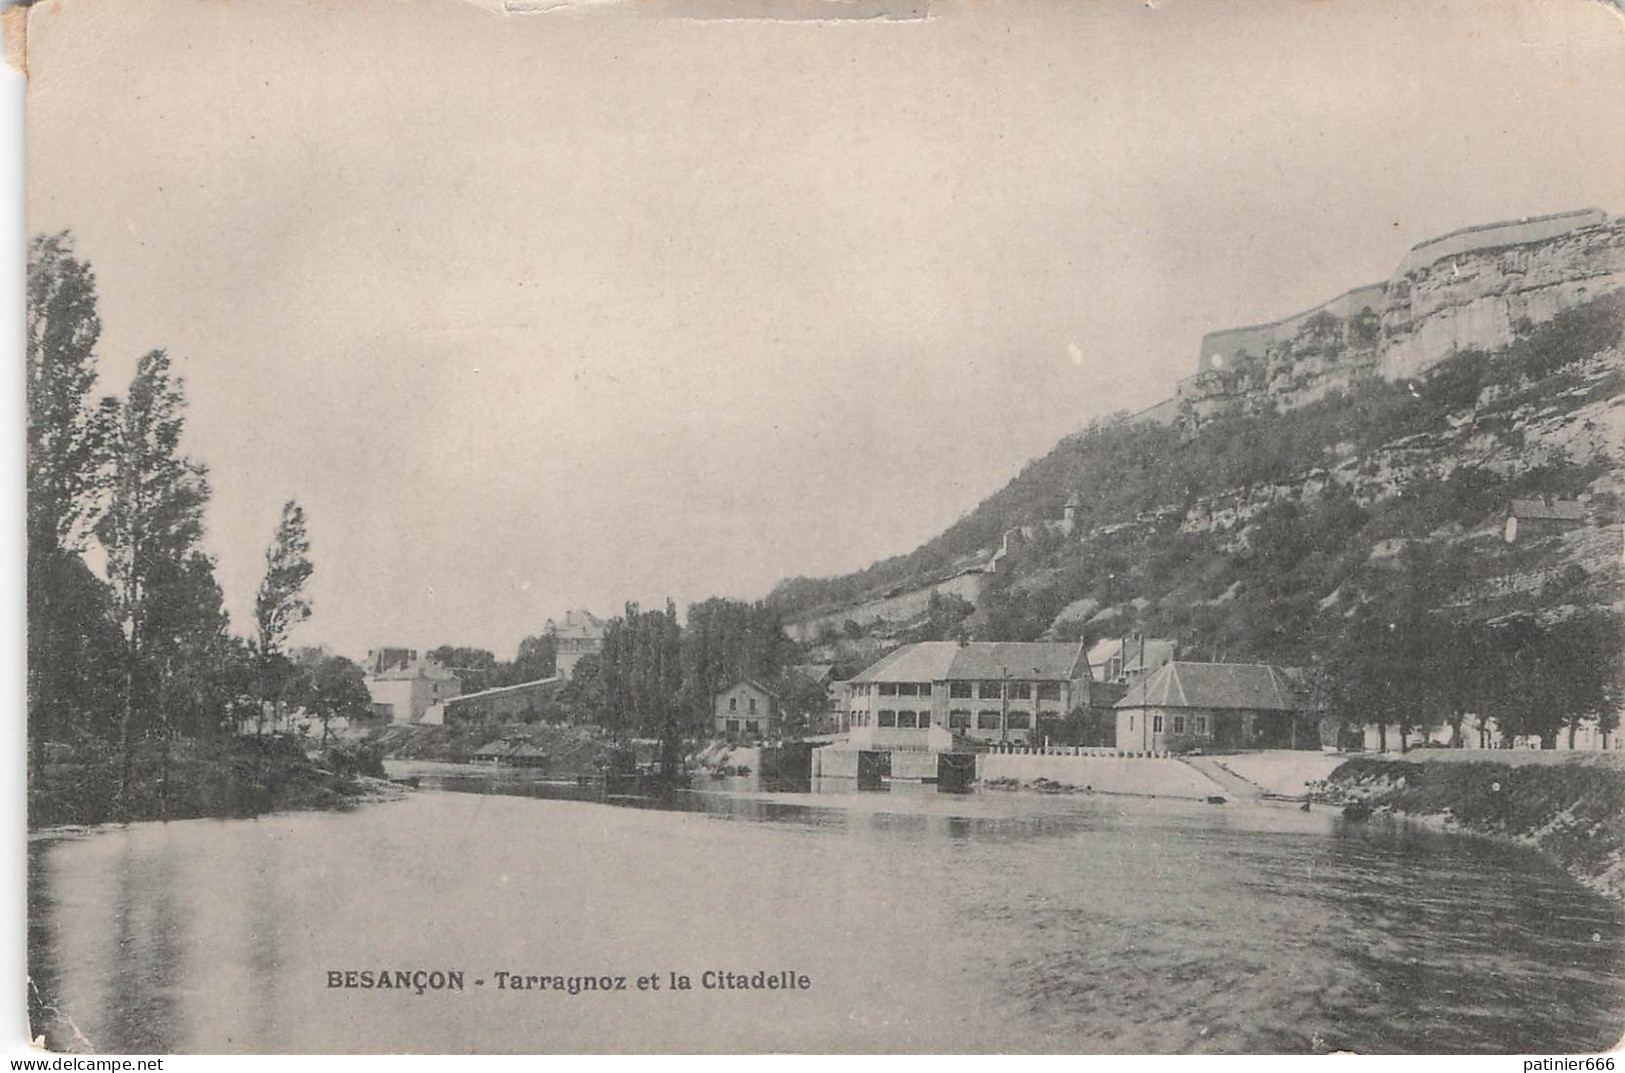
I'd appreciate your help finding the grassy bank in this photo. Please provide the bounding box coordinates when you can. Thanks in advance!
[28,736,398,829]
[1322,757,1625,900]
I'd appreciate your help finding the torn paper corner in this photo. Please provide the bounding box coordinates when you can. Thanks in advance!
[3,5,25,78]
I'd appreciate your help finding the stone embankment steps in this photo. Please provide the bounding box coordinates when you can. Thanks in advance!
[1177,755,1271,800]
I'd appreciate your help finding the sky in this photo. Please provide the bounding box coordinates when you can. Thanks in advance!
[22,0,1625,660]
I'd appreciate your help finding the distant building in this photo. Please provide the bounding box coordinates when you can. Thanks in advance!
[438,676,564,727]
[1115,661,1311,752]
[1086,635,1177,685]
[844,641,1091,748]
[364,648,462,725]
[1504,498,1588,543]
[714,680,778,739]
[549,609,608,679]
[471,738,553,767]
[791,663,843,734]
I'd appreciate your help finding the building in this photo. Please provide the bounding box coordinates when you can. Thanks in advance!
[1504,499,1588,543]
[1086,635,1177,685]
[364,648,462,725]
[791,663,843,734]
[844,641,1091,749]
[714,680,778,739]
[437,676,564,727]
[1115,661,1310,752]
[549,609,608,679]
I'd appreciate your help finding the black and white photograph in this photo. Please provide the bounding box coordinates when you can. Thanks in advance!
[15,0,1625,1056]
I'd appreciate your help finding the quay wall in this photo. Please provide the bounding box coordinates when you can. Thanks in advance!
[813,747,938,779]
[977,752,1224,798]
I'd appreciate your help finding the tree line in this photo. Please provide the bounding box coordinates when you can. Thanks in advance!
[26,233,365,802]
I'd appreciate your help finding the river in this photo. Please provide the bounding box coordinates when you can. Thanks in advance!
[27,770,1625,1054]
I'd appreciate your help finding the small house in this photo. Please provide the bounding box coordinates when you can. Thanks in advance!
[1115,661,1312,752]
[1504,499,1588,543]
[714,680,778,739]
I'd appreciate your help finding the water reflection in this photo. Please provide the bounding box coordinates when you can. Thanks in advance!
[28,769,1625,1054]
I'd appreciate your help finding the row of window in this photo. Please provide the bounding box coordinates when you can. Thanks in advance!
[858,681,1067,700]
[1135,714,1208,735]
[722,719,762,734]
[861,709,1048,731]
[726,696,760,714]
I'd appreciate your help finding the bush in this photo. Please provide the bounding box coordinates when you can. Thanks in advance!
[323,741,387,779]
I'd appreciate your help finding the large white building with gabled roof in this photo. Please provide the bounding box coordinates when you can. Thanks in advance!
[843,640,1091,748]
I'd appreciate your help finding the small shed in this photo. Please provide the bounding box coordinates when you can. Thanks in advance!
[1504,498,1587,543]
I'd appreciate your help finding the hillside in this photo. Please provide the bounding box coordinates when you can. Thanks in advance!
[769,224,1625,670]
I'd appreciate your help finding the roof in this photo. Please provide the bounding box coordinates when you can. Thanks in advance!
[444,676,563,706]
[1116,661,1302,712]
[849,641,1087,683]
[848,642,964,684]
[550,609,608,640]
[718,678,778,699]
[368,657,460,683]
[1087,637,1177,672]
[1509,499,1587,522]
[792,663,835,685]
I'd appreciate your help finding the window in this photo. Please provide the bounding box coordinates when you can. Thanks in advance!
[878,710,897,727]
[1007,712,1030,730]
[979,681,1002,699]
[1129,715,1135,731]
[746,721,759,735]
[748,698,758,714]
[1153,715,1164,732]
[897,711,917,728]
[950,682,973,699]
[898,683,918,697]
[729,697,737,712]
[949,710,971,729]
[918,683,932,697]
[1037,682,1062,701]
[1172,715,1186,734]
[1008,682,1032,700]
[879,683,897,697]
[1194,715,1208,734]
[726,719,739,733]
[977,710,1001,730]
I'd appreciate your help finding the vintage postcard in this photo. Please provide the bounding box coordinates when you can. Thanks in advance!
[18,0,1625,1056]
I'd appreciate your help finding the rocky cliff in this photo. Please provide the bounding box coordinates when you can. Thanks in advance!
[1173,210,1625,431]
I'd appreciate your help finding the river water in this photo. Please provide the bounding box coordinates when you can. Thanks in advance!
[27,772,1625,1054]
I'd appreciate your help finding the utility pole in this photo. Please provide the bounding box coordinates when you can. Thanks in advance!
[1000,666,1010,745]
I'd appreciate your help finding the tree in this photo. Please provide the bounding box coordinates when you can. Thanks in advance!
[562,652,605,724]
[254,501,314,732]
[302,656,374,744]
[97,350,212,799]
[1547,612,1624,749]
[771,671,830,739]
[26,233,114,763]
[510,632,558,684]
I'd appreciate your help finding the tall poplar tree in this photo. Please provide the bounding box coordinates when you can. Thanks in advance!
[254,501,314,732]
[97,350,212,799]
[25,233,115,762]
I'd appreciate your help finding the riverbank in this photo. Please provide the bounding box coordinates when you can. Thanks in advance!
[28,736,403,829]
[369,722,630,775]
[1321,755,1625,900]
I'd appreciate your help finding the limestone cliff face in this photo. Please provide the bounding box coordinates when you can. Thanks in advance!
[1382,219,1625,379]
[1169,211,1625,432]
